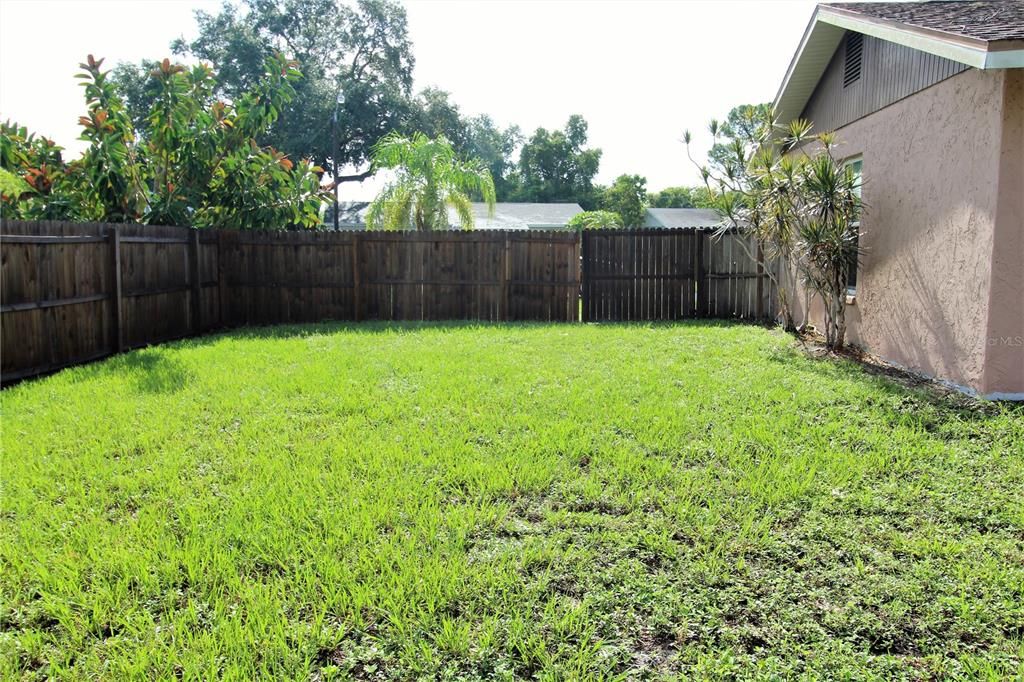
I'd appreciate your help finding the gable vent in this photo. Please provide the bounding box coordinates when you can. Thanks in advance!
[843,33,864,87]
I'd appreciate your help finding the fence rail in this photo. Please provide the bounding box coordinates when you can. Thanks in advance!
[1,220,774,383]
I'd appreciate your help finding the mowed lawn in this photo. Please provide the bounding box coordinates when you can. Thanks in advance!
[2,323,1022,680]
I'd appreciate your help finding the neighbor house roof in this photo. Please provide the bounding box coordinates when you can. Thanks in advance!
[334,201,370,228]
[447,202,584,230]
[643,208,724,230]
[774,1,1024,126]
[332,201,584,230]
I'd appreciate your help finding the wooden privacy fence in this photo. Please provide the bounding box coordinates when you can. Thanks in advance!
[221,230,579,326]
[581,229,777,322]
[1,220,774,383]
[0,221,579,382]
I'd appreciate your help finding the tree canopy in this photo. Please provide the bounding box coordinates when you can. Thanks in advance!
[599,174,648,228]
[513,115,602,208]
[170,0,415,183]
[648,186,694,208]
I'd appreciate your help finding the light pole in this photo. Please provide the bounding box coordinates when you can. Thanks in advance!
[332,90,345,230]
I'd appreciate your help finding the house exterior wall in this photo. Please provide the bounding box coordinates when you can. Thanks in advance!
[983,68,1024,398]
[801,31,969,133]
[796,67,1018,396]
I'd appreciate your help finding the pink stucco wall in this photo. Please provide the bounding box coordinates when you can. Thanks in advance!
[983,69,1024,398]
[796,68,1021,396]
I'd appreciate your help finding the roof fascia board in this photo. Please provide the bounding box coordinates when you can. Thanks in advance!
[818,8,1024,69]
[985,49,1024,68]
[773,6,823,110]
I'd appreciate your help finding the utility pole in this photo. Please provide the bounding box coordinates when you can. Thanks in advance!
[332,90,345,231]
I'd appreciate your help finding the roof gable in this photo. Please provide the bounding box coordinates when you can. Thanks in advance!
[775,1,1024,126]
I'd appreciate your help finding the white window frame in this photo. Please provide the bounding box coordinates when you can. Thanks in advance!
[844,156,863,300]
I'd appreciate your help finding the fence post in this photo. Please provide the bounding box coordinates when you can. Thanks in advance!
[756,241,764,321]
[694,231,706,317]
[189,229,202,333]
[217,230,229,328]
[502,233,511,321]
[352,232,362,322]
[579,232,586,322]
[108,226,124,353]
[577,231,585,321]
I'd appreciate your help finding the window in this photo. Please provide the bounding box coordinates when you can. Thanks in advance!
[845,157,863,296]
[843,33,863,87]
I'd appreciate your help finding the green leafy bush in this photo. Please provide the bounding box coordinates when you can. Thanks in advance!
[1,54,330,229]
[566,210,623,230]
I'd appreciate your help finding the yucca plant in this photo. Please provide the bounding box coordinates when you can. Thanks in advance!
[685,107,863,349]
[794,138,863,350]
[366,132,496,231]
[685,110,815,331]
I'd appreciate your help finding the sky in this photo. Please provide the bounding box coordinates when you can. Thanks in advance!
[0,0,817,200]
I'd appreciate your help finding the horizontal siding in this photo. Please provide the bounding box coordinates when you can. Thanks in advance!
[801,32,969,133]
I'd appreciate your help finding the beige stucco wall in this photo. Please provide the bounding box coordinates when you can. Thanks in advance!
[796,68,1020,396]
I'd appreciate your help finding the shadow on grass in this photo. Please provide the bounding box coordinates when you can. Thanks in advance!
[158,318,757,346]
[765,339,1024,423]
[126,352,191,394]
[61,348,193,395]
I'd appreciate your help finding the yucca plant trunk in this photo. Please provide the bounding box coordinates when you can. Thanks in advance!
[832,270,846,351]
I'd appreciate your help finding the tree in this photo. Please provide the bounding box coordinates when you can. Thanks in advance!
[648,186,694,208]
[110,60,164,134]
[0,121,77,219]
[688,186,718,209]
[465,115,522,201]
[600,174,647,227]
[366,132,496,231]
[793,137,863,349]
[410,87,469,152]
[707,103,772,181]
[514,115,601,208]
[2,54,330,229]
[172,0,415,184]
[75,54,149,222]
[566,210,622,230]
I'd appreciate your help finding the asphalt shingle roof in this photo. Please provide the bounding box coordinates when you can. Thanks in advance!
[330,202,584,230]
[825,1,1024,43]
[643,208,724,230]
[468,203,585,228]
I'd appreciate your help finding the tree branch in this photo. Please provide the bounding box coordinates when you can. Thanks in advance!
[337,168,374,183]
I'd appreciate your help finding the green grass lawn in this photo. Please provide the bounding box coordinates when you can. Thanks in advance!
[2,322,1022,680]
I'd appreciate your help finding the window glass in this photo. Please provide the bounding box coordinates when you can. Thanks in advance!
[845,158,862,295]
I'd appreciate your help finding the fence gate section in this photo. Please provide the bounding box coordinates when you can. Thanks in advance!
[581,228,774,323]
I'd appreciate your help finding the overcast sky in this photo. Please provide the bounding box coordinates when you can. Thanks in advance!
[0,0,817,199]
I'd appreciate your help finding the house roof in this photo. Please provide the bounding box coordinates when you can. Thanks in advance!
[774,1,1024,127]
[447,202,584,230]
[643,208,724,230]
[826,2,1024,43]
[335,201,370,227]
[331,201,584,230]
[471,201,585,228]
